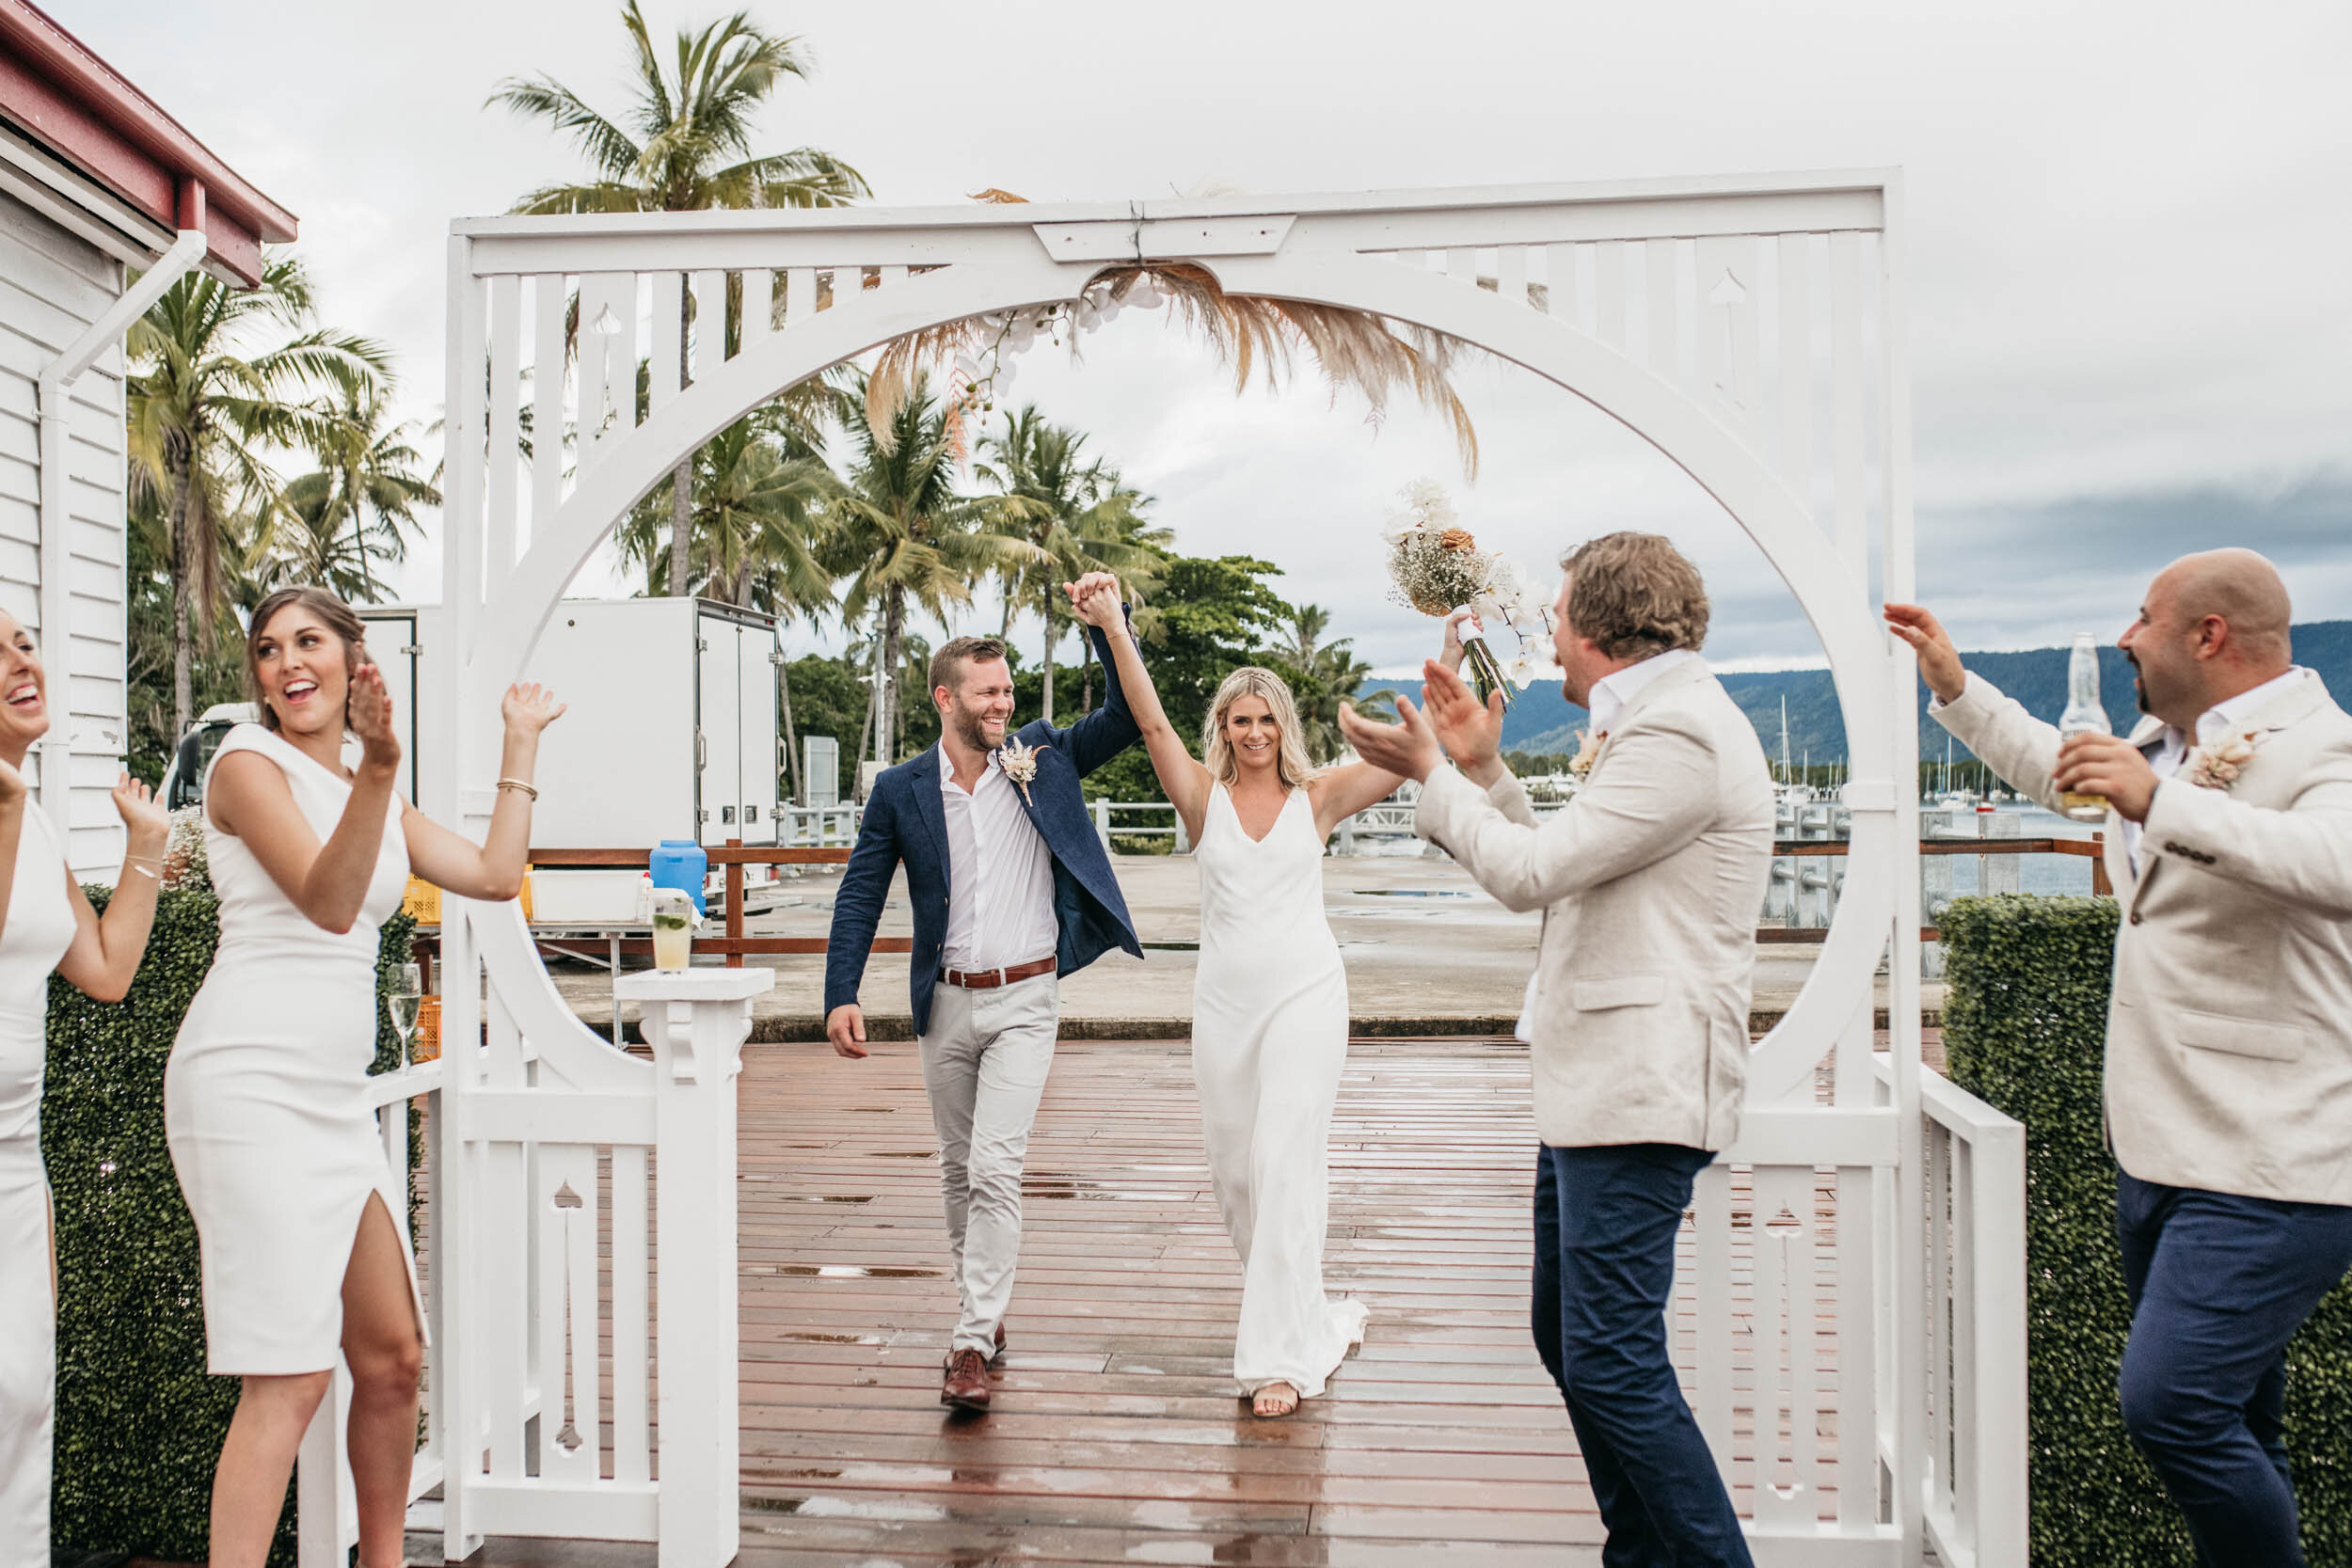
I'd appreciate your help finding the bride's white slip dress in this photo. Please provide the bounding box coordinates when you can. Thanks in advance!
[167,723,423,1373]
[0,806,78,1565]
[1191,782,1368,1399]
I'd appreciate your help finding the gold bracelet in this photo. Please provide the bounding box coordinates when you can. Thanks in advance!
[496,778,539,800]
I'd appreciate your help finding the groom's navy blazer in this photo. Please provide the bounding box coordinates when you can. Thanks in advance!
[822,622,1144,1036]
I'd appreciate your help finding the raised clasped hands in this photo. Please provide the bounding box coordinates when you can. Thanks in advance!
[502,681,568,738]
[2054,732,2159,822]
[348,664,402,775]
[1064,573,1123,632]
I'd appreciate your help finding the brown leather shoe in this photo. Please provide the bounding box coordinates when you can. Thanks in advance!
[993,1321,1007,1365]
[941,1347,991,1411]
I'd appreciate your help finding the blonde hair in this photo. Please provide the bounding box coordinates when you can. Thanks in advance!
[1201,666,1315,791]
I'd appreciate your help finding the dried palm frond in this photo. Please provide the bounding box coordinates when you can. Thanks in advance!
[966,187,1030,204]
[864,261,1481,475]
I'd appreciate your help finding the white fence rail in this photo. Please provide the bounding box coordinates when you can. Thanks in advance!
[1899,1061,2029,1568]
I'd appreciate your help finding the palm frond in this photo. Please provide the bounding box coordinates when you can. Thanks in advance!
[867,263,1480,476]
[488,77,645,185]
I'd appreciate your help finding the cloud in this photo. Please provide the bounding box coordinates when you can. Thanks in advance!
[75,0,2352,671]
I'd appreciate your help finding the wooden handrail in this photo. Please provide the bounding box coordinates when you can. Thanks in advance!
[528,845,851,867]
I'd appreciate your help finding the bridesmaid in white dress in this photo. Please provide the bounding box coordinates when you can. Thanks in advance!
[0,605,167,1567]
[169,586,564,1568]
[1076,586,1450,1418]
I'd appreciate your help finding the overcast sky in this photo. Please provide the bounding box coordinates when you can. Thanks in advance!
[77,0,2352,675]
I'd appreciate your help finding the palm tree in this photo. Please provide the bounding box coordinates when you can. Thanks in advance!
[258,472,382,603]
[977,407,1170,722]
[826,378,1029,769]
[1279,603,1385,763]
[616,407,838,801]
[126,256,391,736]
[302,380,439,601]
[491,0,869,598]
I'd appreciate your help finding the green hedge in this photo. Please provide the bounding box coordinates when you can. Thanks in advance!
[1941,894,2352,1568]
[42,887,416,1566]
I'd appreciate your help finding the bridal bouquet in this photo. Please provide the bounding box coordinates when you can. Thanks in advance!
[1380,479,1557,707]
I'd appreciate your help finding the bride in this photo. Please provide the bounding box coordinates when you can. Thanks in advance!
[1073,584,1462,1418]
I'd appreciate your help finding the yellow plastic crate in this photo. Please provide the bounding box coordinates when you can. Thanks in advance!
[401,869,533,926]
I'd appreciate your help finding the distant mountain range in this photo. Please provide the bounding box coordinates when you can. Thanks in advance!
[1362,620,2352,767]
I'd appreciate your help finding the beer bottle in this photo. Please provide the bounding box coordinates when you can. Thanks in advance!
[2058,633,2110,821]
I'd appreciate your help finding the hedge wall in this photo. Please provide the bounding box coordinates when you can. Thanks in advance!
[1940,894,2352,1568]
[42,887,416,1566]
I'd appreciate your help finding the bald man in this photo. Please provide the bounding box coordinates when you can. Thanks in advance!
[1887,550,2352,1568]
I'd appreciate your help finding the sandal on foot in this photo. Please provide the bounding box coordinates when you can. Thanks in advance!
[1250,1381,1300,1418]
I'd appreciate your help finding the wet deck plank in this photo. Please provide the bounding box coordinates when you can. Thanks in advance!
[728,1033,1603,1561]
[419,1032,1871,1565]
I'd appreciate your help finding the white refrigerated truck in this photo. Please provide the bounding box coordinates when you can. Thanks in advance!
[162,597,788,922]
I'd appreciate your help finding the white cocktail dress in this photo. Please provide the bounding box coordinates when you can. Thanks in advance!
[1191,783,1368,1398]
[0,806,76,1565]
[167,724,421,1372]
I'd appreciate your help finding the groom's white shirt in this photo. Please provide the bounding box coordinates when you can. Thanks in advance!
[1419,657,1775,1150]
[1931,667,2352,1204]
[938,744,1057,972]
[1586,647,1701,739]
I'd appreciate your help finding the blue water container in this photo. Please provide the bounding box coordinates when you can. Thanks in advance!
[649,838,708,918]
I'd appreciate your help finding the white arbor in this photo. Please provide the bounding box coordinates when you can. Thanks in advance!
[357,171,2024,1568]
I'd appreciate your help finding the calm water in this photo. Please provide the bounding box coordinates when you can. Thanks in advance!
[1938,804,2104,897]
[1350,800,2109,896]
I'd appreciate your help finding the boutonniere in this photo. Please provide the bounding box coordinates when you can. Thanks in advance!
[2183,727,2264,792]
[995,736,1039,805]
[1567,727,1606,781]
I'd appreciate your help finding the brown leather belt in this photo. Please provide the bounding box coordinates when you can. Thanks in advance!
[937,956,1057,990]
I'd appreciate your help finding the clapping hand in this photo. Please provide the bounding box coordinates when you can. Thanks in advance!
[502,682,567,737]
[348,664,402,774]
[1420,659,1505,777]
[111,771,167,853]
[1337,693,1444,783]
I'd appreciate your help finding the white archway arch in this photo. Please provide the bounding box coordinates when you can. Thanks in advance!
[401,174,2011,1568]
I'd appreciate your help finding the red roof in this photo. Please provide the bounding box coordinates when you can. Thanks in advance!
[0,0,295,285]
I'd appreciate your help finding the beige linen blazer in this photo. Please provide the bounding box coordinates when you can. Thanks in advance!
[1415,660,1775,1149]
[1933,670,2352,1204]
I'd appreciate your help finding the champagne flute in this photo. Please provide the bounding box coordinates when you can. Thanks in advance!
[386,961,424,1071]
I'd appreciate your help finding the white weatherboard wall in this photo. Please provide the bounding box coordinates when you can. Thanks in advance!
[0,187,131,876]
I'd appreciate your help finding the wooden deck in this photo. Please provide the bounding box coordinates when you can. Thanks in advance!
[415,1034,1684,1565]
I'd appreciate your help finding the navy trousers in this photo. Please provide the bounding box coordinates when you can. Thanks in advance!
[2116,1171,2352,1568]
[1534,1144,1753,1568]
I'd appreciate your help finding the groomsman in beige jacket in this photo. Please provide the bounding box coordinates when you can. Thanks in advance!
[1888,548,2352,1568]
[1343,532,1772,1568]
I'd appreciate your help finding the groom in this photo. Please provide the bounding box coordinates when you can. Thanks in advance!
[824,572,1143,1412]
[1340,531,1772,1568]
